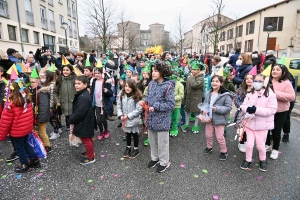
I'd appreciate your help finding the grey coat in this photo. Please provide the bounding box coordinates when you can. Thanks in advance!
[54,74,77,116]
[204,91,233,126]
[117,94,143,127]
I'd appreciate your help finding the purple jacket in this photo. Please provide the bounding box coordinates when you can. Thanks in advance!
[240,88,277,131]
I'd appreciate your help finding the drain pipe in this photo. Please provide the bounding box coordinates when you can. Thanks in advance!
[16,0,24,56]
[257,11,262,52]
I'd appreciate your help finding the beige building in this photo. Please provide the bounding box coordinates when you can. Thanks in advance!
[117,21,141,51]
[0,0,79,55]
[183,30,193,54]
[211,0,300,57]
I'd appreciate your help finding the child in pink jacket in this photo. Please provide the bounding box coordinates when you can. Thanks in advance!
[240,74,277,172]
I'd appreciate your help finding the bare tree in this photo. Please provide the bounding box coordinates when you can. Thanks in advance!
[81,0,117,52]
[223,15,244,52]
[171,12,187,55]
[117,7,130,51]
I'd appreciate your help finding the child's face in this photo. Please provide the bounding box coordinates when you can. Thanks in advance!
[152,67,161,81]
[124,83,132,94]
[30,78,39,89]
[94,71,102,80]
[211,77,222,90]
[140,61,145,67]
[142,72,149,79]
[63,67,71,77]
[271,65,283,79]
[245,75,254,86]
[122,60,127,65]
[191,69,200,76]
[84,69,92,77]
[75,80,87,92]
[126,70,132,78]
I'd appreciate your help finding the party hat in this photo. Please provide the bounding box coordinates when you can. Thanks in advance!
[16,63,23,72]
[62,55,70,65]
[30,67,39,79]
[7,64,18,75]
[278,55,286,65]
[73,66,83,76]
[248,65,257,76]
[48,64,56,73]
[216,67,224,76]
[96,59,103,68]
[24,63,32,73]
[261,64,272,76]
[85,58,91,67]
[10,68,19,80]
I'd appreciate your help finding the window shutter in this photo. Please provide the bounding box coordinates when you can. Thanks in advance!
[278,17,284,31]
[246,23,249,35]
[244,40,247,52]
[263,18,269,31]
[252,21,255,33]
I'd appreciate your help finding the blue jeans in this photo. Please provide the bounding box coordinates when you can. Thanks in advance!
[180,105,186,123]
[11,134,37,164]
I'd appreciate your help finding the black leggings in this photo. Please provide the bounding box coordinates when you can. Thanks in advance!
[239,132,247,144]
[50,109,60,133]
[266,111,288,150]
[126,133,139,148]
[283,101,295,134]
[65,115,70,128]
[95,107,108,133]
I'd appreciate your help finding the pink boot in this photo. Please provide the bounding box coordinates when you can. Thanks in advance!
[104,130,110,139]
[98,132,104,140]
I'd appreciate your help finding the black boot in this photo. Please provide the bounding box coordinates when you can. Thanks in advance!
[123,147,131,158]
[282,133,289,143]
[28,158,41,168]
[15,163,31,173]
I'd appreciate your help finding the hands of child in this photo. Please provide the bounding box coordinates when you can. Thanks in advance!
[121,115,127,120]
[246,105,256,114]
[212,106,216,111]
[57,103,61,106]
[78,61,82,66]
[202,111,207,115]
[104,88,108,93]
[149,107,154,112]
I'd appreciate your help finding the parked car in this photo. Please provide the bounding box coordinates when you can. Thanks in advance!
[276,57,300,86]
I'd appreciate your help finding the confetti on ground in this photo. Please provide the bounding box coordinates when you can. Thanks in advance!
[224,174,228,177]
[88,179,93,183]
[40,170,44,172]
[257,176,263,180]
[7,162,12,166]
[202,169,208,173]
[120,158,124,161]
[297,176,300,179]
[126,166,129,169]
[116,143,120,146]
[213,195,219,199]
[194,175,199,178]
[0,159,3,162]
[100,175,104,179]
[39,188,44,191]
[255,164,259,167]
[126,194,131,199]
[114,174,119,178]
[16,174,22,179]
[233,155,237,158]
[37,173,43,177]
[101,154,105,158]
[159,182,164,185]
[1,175,7,179]
[248,168,252,171]
[284,161,288,164]
[278,151,282,154]
[180,164,185,168]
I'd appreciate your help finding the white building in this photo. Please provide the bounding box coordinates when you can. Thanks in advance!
[0,0,80,55]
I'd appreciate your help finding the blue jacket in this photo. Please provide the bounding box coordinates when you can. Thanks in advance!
[233,64,253,86]
[144,79,175,131]
[228,53,240,69]
[8,55,19,63]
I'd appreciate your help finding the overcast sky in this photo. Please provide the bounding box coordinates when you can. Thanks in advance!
[78,0,283,36]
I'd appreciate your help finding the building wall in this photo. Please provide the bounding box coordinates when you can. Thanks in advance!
[213,0,300,57]
[150,24,164,45]
[183,30,193,54]
[0,0,79,56]
[117,21,141,48]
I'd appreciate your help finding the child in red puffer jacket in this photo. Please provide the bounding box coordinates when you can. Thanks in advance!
[0,80,40,173]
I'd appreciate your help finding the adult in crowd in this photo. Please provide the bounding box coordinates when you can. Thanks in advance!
[74,52,85,73]
[230,53,253,86]
[34,48,57,68]
[64,52,75,65]
[264,50,276,65]
[89,50,97,65]
[251,51,261,73]
[211,55,228,75]
[0,50,15,74]
[25,54,40,71]
[228,48,241,70]
[56,52,62,71]
[6,48,19,63]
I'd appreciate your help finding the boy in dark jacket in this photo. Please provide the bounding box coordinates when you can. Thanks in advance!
[69,76,95,165]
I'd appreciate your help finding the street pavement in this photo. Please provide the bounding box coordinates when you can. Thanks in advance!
[1,107,300,200]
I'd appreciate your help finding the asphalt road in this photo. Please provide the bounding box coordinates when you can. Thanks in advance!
[0,113,300,200]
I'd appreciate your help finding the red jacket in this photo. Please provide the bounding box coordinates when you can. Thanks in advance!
[0,103,34,141]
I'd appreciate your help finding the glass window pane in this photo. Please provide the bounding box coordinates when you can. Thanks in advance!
[8,25,16,41]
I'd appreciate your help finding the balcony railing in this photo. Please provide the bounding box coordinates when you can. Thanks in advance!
[41,18,48,29]
[0,0,9,17]
[74,30,77,39]
[72,10,76,19]
[26,11,34,25]
[69,28,73,37]
[67,6,71,16]
[50,20,56,32]
[48,0,53,5]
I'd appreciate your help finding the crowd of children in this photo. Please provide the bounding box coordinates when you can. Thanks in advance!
[0,48,296,174]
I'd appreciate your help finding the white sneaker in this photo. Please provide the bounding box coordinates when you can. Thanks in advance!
[265,145,272,152]
[58,128,63,134]
[238,143,246,153]
[270,150,279,160]
[50,132,55,137]
[49,133,60,140]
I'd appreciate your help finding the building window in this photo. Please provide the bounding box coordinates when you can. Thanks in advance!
[22,29,29,43]
[73,22,76,31]
[70,40,73,46]
[244,39,253,52]
[33,31,39,44]
[43,34,55,53]
[0,23,2,39]
[236,42,242,49]
[246,20,255,35]
[227,28,233,40]
[220,31,226,41]
[236,25,243,37]
[263,17,284,31]
[7,25,17,41]
[59,15,64,26]
[58,0,62,3]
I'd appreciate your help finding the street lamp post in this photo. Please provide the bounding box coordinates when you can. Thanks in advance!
[265,25,273,54]
[62,22,69,52]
